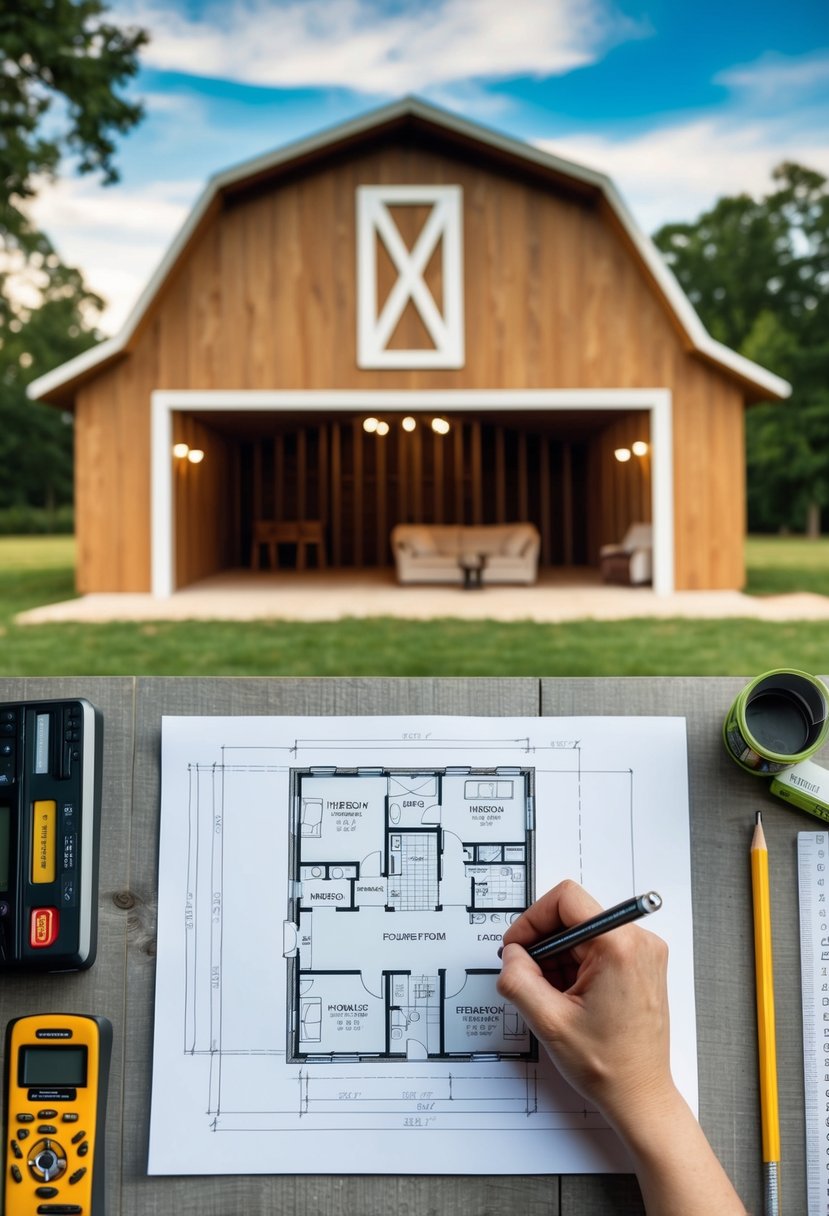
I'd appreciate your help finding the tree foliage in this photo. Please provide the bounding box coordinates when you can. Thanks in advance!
[0,0,147,514]
[0,0,148,253]
[0,255,103,511]
[654,163,829,534]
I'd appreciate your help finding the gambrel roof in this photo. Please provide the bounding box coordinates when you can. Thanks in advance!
[30,95,790,405]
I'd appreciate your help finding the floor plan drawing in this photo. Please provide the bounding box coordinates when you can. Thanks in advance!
[149,714,697,1178]
[287,767,535,1063]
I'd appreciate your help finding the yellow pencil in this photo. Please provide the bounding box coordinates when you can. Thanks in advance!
[751,810,781,1216]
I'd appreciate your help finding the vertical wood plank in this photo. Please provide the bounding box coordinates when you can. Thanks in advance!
[433,430,444,523]
[495,426,506,522]
[562,442,574,566]
[253,439,263,525]
[453,423,464,523]
[471,421,483,524]
[274,434,284,519]
[539,434,551,566]
[411,425,423,522]
[331,422,342,566]
[318,423,329,531]
[297,428,307,520]
[376,427,387,565]
[230,440,241,566]
[353,419,363,567]
[517,431,529,522]
[397,421,409,527]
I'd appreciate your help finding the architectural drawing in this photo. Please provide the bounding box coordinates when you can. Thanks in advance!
[149,715,697,1177]
[287,767,535,1062]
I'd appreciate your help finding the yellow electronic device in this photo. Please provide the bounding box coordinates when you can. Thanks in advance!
[3,1013,111,1216]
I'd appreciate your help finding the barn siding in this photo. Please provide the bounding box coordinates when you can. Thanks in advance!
[73,137,748,592]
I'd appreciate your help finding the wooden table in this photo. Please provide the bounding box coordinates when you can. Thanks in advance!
[0,676,815,1214]
[250,520,326,570]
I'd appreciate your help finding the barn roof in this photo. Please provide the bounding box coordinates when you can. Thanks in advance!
[29,95,790,405]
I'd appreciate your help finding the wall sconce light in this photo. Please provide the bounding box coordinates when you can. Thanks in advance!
[172,442,190,459]
[363,417,379,433]
[632,440,649,457]
[375,421,390,436]
[614,447,632,462]
[402,416,417,432]
[431,417,450,435]
[187,448,205,464]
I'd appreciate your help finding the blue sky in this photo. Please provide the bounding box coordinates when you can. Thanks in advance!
[28,0,829,333]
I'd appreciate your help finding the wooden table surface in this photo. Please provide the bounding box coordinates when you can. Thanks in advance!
[0,676,816,1215]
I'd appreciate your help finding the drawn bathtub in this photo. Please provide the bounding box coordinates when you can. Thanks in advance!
[299,997,322,1042]
[301,797,323,837]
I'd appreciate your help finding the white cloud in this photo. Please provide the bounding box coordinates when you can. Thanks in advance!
[123,0,638,93]
[25,176,200,332]
[716,49,829,101]
[537,117,829,234]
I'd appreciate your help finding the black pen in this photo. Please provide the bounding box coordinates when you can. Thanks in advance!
[499,891,663,961]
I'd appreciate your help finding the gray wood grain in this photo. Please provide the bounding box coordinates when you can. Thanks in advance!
[0,677,136,1216]
[124,678,553,1216]
[542,677,815,1216]
[0,676,813,1214]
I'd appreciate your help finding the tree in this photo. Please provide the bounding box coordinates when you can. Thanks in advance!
[653,163,829,535]
[0,0,148,256]
[0,1,148,517]
[0,253,103,512]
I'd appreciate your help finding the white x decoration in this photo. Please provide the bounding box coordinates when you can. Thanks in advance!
[356,185,465,368]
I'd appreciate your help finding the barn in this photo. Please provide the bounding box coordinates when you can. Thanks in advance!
[29,97,789,597]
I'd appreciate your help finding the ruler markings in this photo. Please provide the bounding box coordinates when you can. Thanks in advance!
[798,831,829,1216]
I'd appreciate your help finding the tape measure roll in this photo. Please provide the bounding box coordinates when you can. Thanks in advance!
[723,669,829,775]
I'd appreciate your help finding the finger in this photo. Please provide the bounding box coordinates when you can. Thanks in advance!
[502,879,604,949]
[497,942,574,1038]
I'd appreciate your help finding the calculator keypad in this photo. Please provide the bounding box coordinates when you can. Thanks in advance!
[7,1103,92,1212]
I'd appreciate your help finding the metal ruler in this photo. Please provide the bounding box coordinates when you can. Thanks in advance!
[798,830,829,1215]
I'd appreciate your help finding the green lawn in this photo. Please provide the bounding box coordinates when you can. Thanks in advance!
[745,535,829,596]
[0,534,827,677]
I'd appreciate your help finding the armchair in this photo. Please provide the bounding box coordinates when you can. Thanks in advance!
[599,523,653,585]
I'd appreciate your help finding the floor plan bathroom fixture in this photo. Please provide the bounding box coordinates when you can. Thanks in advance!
[285,766,536,1063]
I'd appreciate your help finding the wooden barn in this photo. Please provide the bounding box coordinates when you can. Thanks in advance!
[30,97,789,596]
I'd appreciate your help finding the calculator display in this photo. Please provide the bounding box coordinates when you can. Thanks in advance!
[20,1044,87,1087]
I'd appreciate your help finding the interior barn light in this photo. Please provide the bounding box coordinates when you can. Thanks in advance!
[431,417,450,435]
[402,416,417,432]
[375,421,390,436]
[187,448,205,464]
[363,417,379,433]
[172,443,190,458]
[632,441,649,457]
[614,447,632,462]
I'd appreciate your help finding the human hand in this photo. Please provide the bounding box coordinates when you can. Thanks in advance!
[497,879,676,1134]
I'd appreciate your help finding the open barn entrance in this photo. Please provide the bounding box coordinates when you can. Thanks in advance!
[236,414,604,572]
[153,391,669,596]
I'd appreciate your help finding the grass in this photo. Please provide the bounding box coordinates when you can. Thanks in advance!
[1,534,827,677]
[745,535,829,597]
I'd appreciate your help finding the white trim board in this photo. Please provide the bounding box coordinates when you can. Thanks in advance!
[356,185,464,368]
[151,388,674,598]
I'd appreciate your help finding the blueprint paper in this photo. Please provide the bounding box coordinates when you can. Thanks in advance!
[148,715,696,1176]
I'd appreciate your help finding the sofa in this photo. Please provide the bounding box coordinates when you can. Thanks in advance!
[390,523,541,585]
[598,522,653,585]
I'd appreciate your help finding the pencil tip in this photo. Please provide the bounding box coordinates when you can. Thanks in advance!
[755,810,762,825]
